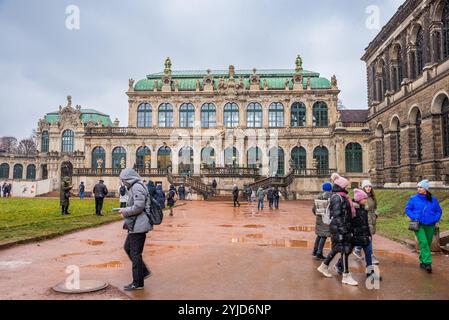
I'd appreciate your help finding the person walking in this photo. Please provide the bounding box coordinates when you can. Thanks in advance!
[244,185,252,203]
[267,187,274,209]
[273,187,280,209]
[178,184,186,201]
[146,180,156,197]
[118,168,152,291]
[79,182,85,200]
[312,182,332,260]
[155,184,165,209]
[93,179,109,216]
[60,176,73,215]
[317,174,358,286]
[405,180,443,273]
[118,182,129,208]
[212,179,218,195]
[353,180,380,265]
[256,187,265,210]
[167,184,177,216]
[5,182,12,198]
[232,184,240,207]
[187,186,193,201]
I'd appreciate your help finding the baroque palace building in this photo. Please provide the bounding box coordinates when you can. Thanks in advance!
[0,55,371,197]
[363,0,449,188]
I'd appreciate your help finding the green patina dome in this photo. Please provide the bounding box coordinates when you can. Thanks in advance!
[44,109,113,127]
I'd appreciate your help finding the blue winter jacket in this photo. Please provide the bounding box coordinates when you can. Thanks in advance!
[155,185,166,209]
[405,194,443,226]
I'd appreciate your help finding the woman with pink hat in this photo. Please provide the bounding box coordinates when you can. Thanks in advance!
[317,174,358,286]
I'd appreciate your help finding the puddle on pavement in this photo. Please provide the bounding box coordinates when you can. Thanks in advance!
[219,225,234,228]
[85,261,123,269]
[258,240,308,248]
[81,239,104,246]
[243,225,265,229]
[0,260,32,269]
[165,224,188,228]
[231,237,247,244]
[60,252,83,258]
[246,234,264,239]
[289,226,315,232]
[374,250,415,262]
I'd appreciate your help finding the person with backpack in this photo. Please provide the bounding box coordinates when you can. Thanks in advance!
[167,184,177,216]
[312,182,332,260]
[232,184,240,207]
[273,187,281,209]
[317,174,358,286]
[405,179,443,274]
[93,179,109,216]
[118,168,153,291]
[256,187,265,210]
[147,180,156,197]
[79,182,85,200]
[118,182,129,208]
[155,184,165,209]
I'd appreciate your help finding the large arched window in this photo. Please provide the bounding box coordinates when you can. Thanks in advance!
[269,147,285,176]
[92,147,106,169]
[178,146,194,176]
[26,164,36,180]
[158,103,173,128]
[444,0,449,58]
[137,103,152,128]
[224,147,239,167]
[0,163,9,179]
[247,147,262,168]
[291,102,306,127]
[269,102,284,128]
[201,147,215,168]
[313,146,329,174]
[112,147,127,169]
[394,46,404,91]
[390,117,401,166]
[41,131,49,153]
[345,143,363,173]
[224,103,239,128]
[291,146,307,171]
[201,103,216,128]
[442,97,449,157]
[13,164,23,180]
[247,103,262,128]
[415,26,424,77]
[61,130,74,153]
[180,103,195,128]
[157,146,172,169]
[136,146,151,169]
[312,101,328,127]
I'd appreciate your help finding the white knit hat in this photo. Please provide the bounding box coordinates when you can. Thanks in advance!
[361,180,372,189]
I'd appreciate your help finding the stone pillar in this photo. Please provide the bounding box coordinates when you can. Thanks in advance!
[335,141,344,173]
[262,102,269,128]
[172,147,179,174]
[306,99,313,127]
[173,102,179,128]
[307,143,314,170]
[153,104,158,128]
[193,138,201,175]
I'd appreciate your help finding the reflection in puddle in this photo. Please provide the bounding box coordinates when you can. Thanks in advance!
[86,261,123,269]
[258,240,308,248]
[231,238,247,244]
[81,239,104,246]
[219,225,234,228]
[289,226,315,232]
[60,252,83,258]
[243,225,265,229]
[374,250,415,262]
[246,234,264,239]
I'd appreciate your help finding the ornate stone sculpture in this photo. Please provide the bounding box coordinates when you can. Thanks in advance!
[164,57,172,75]
[229,65,235,79]
[295,55,303,72]
[120,157,126,169]
[96,158,104,169]
[128,78,135,91]
[331,74,338,88]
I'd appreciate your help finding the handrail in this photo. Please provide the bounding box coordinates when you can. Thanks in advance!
[73,168,167,177]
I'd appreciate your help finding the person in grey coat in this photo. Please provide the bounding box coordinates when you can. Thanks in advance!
[118,168,153,291]
[256,187,265,210]
[312,182,332,260]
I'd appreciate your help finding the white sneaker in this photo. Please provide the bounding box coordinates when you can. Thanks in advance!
[353,250,363,260]
[371,255,379,265]
[342,273,358,286]
[317,263,332,278]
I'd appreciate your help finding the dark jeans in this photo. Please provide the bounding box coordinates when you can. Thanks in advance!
[258,199,264,210]
[313,236,327,256]
[233,199,240,207]
[274,197,280,209]
[95,197,104,215]
[269,198,274,208]
[324,249,350,274]
[179,192,185,200]
[61,201,70,214]
[120,202,127,208]
[124,233,149,287]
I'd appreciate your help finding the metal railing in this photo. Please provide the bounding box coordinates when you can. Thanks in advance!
[73,167,167,177]
[293,168,336,177]
[200,166,260,177]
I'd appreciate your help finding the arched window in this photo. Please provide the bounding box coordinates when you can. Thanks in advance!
[381,59,389,95]
[224,147,239,167]
[26,164,36,180]
[291,102,306,127]
[180,103,195,128]
[247,103,262,128]
[313,101,328,127]
[224,103,239,128]
[313,146,329,174]
[442,97,449,157]
[178,146,194,176]
[137,103,152,128]
[41,131,49,153]
[157,146,172,169]
[291,147,307,171]
[390,117,401,166]
[92,147,106,169]
[61,130,74,153]
[247,147,262,168]
[158,103,173,128]
[112,147,127,169]
[201,147,215,168]
[443,0,449,58]
[345,143,363,173]
[415,26,424,77]
[13,164,23,180]
[415,110,423,162]
[269,147,285,176]
[394,46,404,91]
[0,163,9,179]
[269,102,284,128]
[136,146,151,169]
[201,103,216,128]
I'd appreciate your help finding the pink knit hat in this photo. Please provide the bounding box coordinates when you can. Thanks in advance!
[354,188,369,202]
[333,176,350,190]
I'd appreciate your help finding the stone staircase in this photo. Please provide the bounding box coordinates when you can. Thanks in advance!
[167,169,215,200]
[247,170,295,198]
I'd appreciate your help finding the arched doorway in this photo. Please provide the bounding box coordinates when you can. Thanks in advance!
[157,146,172,170]
[178,146,194,176]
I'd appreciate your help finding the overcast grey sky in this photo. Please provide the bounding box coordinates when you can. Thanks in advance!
[0,0,404,138]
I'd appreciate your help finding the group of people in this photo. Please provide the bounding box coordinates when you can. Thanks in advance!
[143,180,180,217]
[232,184,281,210]
[0,181,12,197]
[173,183,193,201]
[314,173,443,286]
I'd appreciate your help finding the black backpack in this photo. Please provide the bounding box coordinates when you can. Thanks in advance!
[145,194,163,225]
[119,185,127,197]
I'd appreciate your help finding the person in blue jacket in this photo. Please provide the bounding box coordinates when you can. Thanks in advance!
[405,179,443,273]
[154,184,166,209]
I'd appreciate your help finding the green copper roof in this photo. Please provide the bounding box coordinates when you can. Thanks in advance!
[44,109,113,127]
[134,69,331,91]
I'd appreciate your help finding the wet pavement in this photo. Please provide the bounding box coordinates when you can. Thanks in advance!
[0,200,448,300]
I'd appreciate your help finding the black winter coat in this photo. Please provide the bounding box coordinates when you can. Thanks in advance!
[351,203,371,247]
[329,185,353,254]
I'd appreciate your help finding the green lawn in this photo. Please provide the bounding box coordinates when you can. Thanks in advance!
[374,190,449,243]
[0,198,122,246]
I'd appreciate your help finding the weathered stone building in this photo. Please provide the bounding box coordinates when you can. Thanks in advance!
[363,0,449,188]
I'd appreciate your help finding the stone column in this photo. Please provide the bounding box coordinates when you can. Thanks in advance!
[262,102,269,128]
[306,99,313,128]
[173,102,179,128]
[193,137,201,175]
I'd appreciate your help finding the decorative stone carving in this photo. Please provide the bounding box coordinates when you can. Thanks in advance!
[331,75,338,89]
[295,54,303,72]
[164,57,172,76]
[128,79,135,91]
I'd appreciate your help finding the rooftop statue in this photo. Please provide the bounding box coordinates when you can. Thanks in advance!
[164,57,172,75]
[295,55,303,72]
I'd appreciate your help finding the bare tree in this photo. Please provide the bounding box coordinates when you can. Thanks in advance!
[0,136,19,153]
[17,137,38,156]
